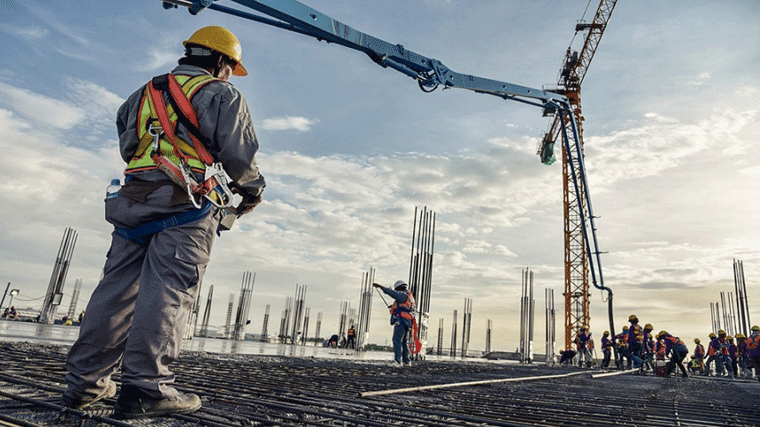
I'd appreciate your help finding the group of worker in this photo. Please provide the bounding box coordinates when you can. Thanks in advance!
[567,315,760,381]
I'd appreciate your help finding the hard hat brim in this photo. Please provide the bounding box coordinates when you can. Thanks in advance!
[232,62,248,77]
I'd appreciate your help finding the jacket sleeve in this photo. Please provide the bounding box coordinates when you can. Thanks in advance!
[117,87,146,163]
[196,81,265,197]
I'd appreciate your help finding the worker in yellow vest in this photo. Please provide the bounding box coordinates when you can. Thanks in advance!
[63,26,265,419]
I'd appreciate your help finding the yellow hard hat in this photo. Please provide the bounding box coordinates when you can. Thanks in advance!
[184,26,248,76]
[622,326,628,331]
[752,325,760,332]
[718,329,726,336]
[709,332,717,338]
[603,331,610,335]
[628,314,638,322]
[727,336,733,341]
[736,333,745,339]
[644,323,653,330]
[656,330,668,339]
[694,338,700,343]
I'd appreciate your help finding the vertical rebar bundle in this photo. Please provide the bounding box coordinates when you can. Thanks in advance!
[519,268,535,363]
[545,288,556,364]
[233,272,255,341]
[734,259,751,336]
[198,284,214,337]
[356,269,375,351]
[450,310,458,357]
[289,284,307,344]
[260,304,270,342]
[280,297,293,343]
[302,307,310,345]
[461,299,472,358]
[66,278,82,320]
[185,280,204,340]
[40,228,78,324]
[338,301,349,339]
[485,319,492,354]
[408,206,436,354]
[437,318,444,355]
[315,312,323,342]
[224,293,234,339]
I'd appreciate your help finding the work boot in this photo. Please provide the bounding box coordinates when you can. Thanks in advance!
[114,385,201,419]
[62,380,117,410]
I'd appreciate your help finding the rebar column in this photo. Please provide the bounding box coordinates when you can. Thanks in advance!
[450,309,458,357]
[408,206,436,356]
[260,304,270,342]
[461,299,472,358]
[199,284,214,337]
[66,278,82,320]
[40,228,77,324]
[233,272,255,341]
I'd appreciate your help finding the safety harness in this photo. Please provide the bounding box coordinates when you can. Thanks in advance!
[141,73,234,210]
[116,73,235,243]
[390,291,415,321]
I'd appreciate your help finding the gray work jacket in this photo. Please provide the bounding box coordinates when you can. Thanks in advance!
[116,64,265,197]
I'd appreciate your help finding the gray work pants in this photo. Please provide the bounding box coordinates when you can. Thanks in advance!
[65,185,219,400]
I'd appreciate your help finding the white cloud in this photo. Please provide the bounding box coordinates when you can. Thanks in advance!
[0,82,85,129]
[0,24,49,40]
[260,116,318,132]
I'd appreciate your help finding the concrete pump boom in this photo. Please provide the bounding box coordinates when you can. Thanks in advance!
[160,0,613,350]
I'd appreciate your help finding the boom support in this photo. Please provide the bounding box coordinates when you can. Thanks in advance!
[162,0,611,352]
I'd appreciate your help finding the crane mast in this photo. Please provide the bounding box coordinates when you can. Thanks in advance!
[539,0,618,350]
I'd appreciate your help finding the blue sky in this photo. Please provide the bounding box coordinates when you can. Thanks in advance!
[0,0,758,353]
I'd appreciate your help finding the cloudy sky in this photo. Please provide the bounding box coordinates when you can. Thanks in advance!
[0,0,758,354]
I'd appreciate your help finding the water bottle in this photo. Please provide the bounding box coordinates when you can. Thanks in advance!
[106,178,121,199]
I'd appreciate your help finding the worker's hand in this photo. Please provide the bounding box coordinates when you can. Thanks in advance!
[372,283,382,288]
[235,193,261,216]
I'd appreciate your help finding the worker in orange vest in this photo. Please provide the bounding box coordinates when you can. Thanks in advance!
[374,281,416,366]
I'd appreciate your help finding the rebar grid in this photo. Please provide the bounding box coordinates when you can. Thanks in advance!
[0,342,759,426]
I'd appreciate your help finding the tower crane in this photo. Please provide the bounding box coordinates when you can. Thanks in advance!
[537,0,619,350]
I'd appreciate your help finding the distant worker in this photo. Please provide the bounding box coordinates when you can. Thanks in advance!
[78,310,85,324]
[7,306,17,320]
[559,348,577,365]
[704,332,720,376]
[735,333,752,378]
[747,325,760,381]
[575,326,592,368]
[346,325,357,349]
[688,355,702,374]
[614,326,629,369]
[693,338,706,375]
[727,336,738,378]
[373,281,415,366]
[640,323,655,372]
[600,331,613,368]
[627,315,643,369]
[657,330,689,378]
[63,26,265,419]
[716,330,731,376]
[327,334,340,348]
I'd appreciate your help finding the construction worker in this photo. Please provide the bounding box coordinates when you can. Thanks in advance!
[735,333,752,378]
[575,326,592,368]
[63,26,265,419]
[716,330,731,376]
[693,338,706,375]
[657,330,689,378]
[346,325,357,349]
[627,315,643,369]
[640,323,655,372]
[704,332,720,376]
[373,281,416,366]
[600,331,613,368]
[614,326,629,369]
[747,325,760,381]
[727,336,738,378]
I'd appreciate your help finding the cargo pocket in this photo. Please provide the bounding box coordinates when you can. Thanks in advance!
[173,243,210,294]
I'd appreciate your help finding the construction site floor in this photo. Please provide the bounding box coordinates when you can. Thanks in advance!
[0,342,759,427]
